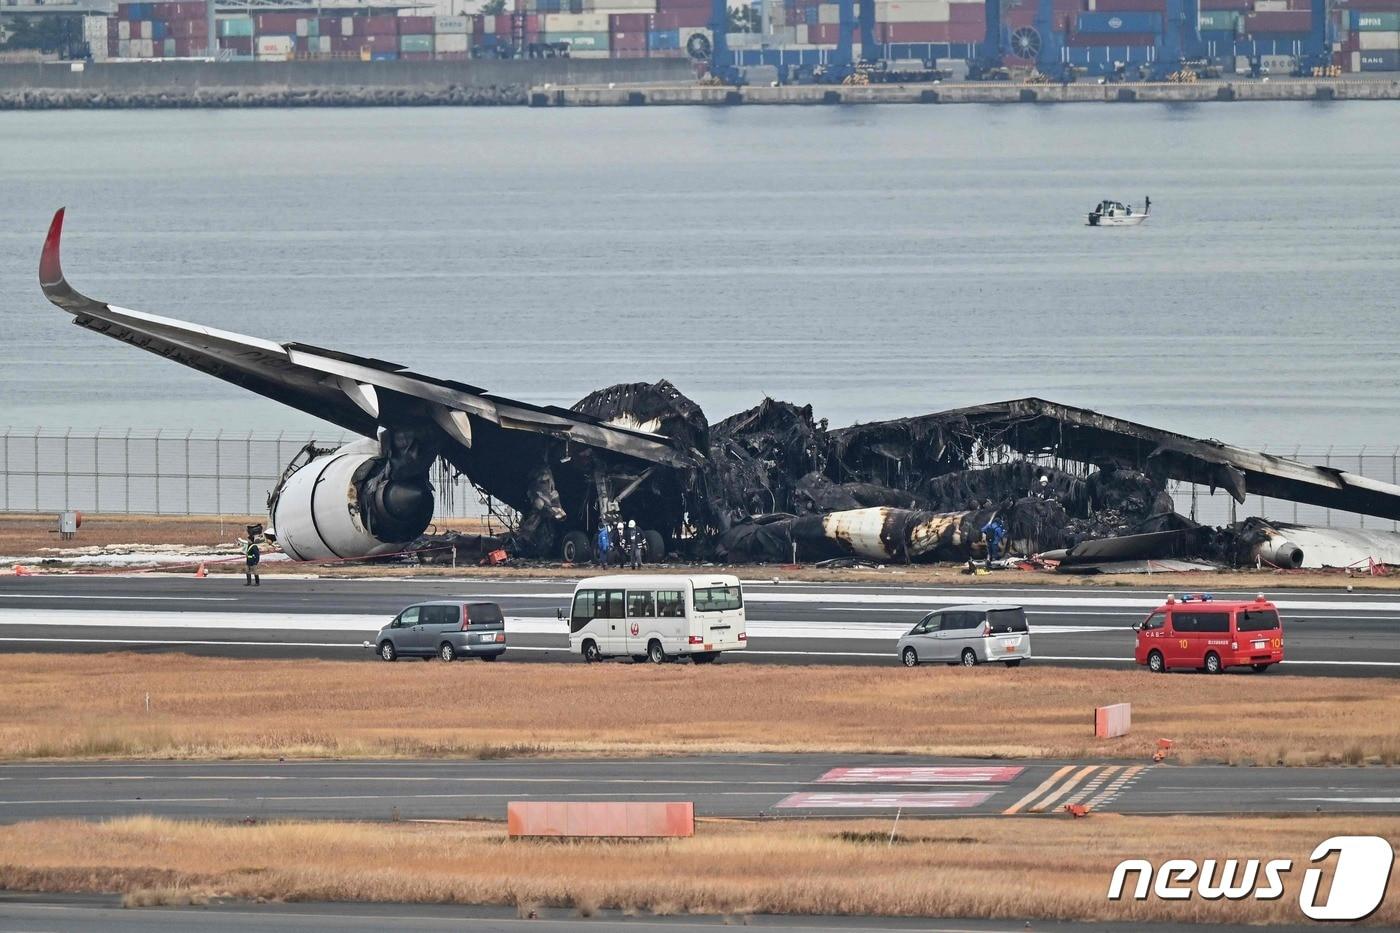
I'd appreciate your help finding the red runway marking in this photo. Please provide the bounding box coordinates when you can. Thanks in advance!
[777,791,994,809]
[817,766,1024,784]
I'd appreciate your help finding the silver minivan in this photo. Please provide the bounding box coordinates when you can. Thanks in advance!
[370,600,506,662]
[897,605,1031,668]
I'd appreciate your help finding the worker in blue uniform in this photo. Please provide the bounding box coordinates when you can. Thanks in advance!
[982,517,1006,562]
[595,522,611,567]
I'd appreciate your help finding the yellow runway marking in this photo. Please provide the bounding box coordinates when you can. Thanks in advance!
[1001,765,1074,815]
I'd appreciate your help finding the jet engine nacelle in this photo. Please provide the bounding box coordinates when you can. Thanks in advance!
[270,438,434,561]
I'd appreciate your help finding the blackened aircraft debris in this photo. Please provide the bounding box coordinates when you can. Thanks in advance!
[37,209,1400,569]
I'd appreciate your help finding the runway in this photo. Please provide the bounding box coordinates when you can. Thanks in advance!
[1,575,1398,675]
[3,755,1398,823]
[0,894,1326,933]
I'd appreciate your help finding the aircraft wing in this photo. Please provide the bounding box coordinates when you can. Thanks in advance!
[38,209,695,468]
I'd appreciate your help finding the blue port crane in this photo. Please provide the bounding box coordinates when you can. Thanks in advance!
[707,0,875,82]
[971,0,1067,78]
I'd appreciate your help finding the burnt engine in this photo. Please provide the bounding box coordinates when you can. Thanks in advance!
[268,429,436,561]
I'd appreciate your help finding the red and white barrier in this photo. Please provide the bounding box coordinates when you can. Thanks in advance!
[1094,703,1131,738]
[507,801,694,838]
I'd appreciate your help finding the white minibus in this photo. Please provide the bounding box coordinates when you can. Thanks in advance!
[567,574,747,664]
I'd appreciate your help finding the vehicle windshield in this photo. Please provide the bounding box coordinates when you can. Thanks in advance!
[1236,609,1280,632]
[693,585,742,612]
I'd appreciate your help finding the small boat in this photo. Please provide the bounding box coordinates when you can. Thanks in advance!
[1087,196,1150,226]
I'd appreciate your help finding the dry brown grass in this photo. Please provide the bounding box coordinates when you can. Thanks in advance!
[0,513,265,555]
[0,815,1395,924]
[1,655,1397,765]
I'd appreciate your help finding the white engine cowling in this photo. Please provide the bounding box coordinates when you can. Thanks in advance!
[271,438,432,561]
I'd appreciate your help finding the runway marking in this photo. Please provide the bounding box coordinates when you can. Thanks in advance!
[0,595,237,602]
[1286,797,1400,804]
[817,766,1023,784]
[775,791,993,809]
[1002,765,1074,815]
[1028,765,1100,813]
[1082,765,1145,812]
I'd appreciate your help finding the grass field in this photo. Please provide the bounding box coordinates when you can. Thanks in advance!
[5,511,1398,589]
[2,655,1397,764]
[0,815,1395,924]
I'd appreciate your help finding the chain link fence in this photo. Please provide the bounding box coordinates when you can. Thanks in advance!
[0,427,1396,532]
[0,427,482,519]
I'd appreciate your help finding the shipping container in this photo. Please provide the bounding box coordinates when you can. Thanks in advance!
[1075,11,1161,32]
[807,22,863,41]
[402,50,432,59]
[1088,0,1164,11]
[648,26,680,46]
[611,12,651,30]
[648,10,709,27]
[545,29,609,46]
[948,0,983,20]
[118,20,132,39]
[1066,30,1155,43]
[544,12,609,30]
[220,35,252,53]
[256,13,299,33]
[1201,0,1250,10]
[436,32,470,50]
[1359,47,1399,66]
[1254,0,1289,10]
[878,21,951,40]
[589,0,657,9]
[400,32,433,51]
[1244,10,1310,32]
[612,29,649,47]
[256,34,294,55]
[1354,11,1400,30]
[371,50,398,59]
[436,15,471,32]
[876,0,951,21]
[359,16,400,35]
[1358,28,1400,47]
[399,15,435,32]
[1197,10,1240,30]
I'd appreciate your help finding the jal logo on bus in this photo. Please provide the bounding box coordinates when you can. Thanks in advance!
[1107,836,1394,920]
[629,622,640,636]
[1108,15,1123,28]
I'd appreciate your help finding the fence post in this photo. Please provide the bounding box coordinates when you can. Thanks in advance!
[94,427,102,513]
[1292,445,1300,524]
[245,431,253,516]
[215,429,223,517]
[33,426,41,512]
[1358,446,1367,529]
[185,430,192,515]
[63,428,71,510]
[1324,446,1332,528]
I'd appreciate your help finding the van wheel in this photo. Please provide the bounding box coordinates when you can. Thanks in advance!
[960,649,978,667]
[378,641,397,662]
[439,642,457,662]
[1251,663,1270,673]
[582,640,602,663]
[1003,659,1022,668]
[901,647,918,667]
[560,531,592,564]
[1204,652,1222,674]
[1147,650,1165,673]
[647,640,667,664]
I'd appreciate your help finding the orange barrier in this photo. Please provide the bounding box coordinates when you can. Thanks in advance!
[1093,703,1131,738]
[507,801,694,838]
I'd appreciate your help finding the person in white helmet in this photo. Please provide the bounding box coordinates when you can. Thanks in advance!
[627,519,642,570]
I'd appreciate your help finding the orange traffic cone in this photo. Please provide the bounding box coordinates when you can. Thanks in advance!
[12,565,30,576]
[195,562,207,578]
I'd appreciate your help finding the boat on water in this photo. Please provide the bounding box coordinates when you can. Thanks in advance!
[1087,196,1150,226]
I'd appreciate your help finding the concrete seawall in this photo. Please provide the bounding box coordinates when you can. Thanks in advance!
[0,58,694,109]
[533,77,1400,106]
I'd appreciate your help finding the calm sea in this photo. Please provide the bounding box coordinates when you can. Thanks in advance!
[2,102,1397,449]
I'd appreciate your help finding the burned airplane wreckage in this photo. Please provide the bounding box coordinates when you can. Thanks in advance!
[38,208,1400,570]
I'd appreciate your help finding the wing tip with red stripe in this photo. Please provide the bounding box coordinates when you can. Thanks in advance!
[40,207,66,291]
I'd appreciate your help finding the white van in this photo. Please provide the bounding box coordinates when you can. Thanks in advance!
[568,574,747,664]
